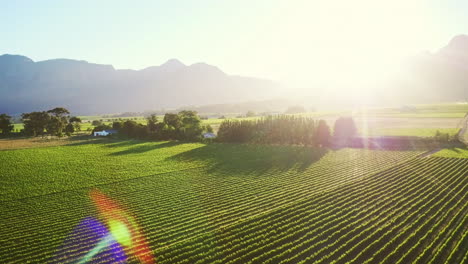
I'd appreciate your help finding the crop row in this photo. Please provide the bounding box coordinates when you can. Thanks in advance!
[154,155,442,262]
[152,157,468,264]
[56,153,440,264]
[0,150,421,262]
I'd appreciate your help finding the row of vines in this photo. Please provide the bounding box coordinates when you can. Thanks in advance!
[0,149,466,263]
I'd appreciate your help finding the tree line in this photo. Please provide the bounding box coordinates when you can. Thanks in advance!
[0,107,82,137]
[4,107,459,147]
[216,116,360,146]
[0,109,354,145]
[217,116,324,146]
[93,110,212,141]
[0,114,14,136]
[0,108,210,141]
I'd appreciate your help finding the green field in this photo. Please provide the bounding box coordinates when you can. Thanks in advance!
[362,128,460,137]
[12,123,24,131]
[0,138,467,263]
[361,103,468,118]
[369,112,466,118]
[10,102,467,138]
[434,147,468,158]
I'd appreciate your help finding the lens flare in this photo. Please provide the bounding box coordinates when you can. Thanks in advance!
[77,233,119,264]
[90,189,155,264]
[109,219,132,247]
[53,190,155,264]
[51,217,126,264]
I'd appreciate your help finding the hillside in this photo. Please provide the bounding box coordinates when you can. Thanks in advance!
[0,55,282,114]
[1,35,468,115]
[382,35,468,104]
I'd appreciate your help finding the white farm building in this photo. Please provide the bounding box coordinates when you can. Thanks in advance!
[203,132,216,139]
[93,130,118,137]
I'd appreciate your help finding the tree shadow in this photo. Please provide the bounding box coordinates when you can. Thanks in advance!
[64,136,116,147]
[166,143,328,175]
[64,136,185,155]
[108,141,181,156]
[102,140,148,149]
[65,136,152,149]
[63,135,329,173]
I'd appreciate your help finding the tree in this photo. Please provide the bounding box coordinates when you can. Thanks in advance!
[46,116,62,136]
[0,114,14,135]
[217,115,317,145]
[146,114,158,134]
[434,130,449,142]
[285,105,306,114]
[163,113,181,129]
[22,111,50,137]
[204,124,214,133]
[69,116,82,131]
[178,110,203,141]
[316,120,331,147]
[69,116,81,122]
[92,120,103,126]
[333,117,357,145]
[159,123,176,140]
[47,107,70,136]
[47,107,70,117]
[246,111,256,117]
[112,121,124,130]
[134,124,149,138]
[65,123,75,135]
[120,120,140,137]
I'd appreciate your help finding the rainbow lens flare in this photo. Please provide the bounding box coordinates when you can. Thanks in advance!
[52,190,155,264]
[90,189,155,264]
[52,217,127,263]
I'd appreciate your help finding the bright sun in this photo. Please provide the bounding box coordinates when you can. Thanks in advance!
[246,0,438,100]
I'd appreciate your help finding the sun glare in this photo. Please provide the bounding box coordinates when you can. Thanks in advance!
[250,0,438,99]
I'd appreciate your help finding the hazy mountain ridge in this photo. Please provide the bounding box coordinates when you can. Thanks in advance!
[391,35,468,103]
[0,55,281,114]
[1,35,468,115]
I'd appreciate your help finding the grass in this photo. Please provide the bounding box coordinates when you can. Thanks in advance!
[372,112,466,118]
[0,138,424,261]
[1,137,467,263]
[361,128,460,137]
[360,103,468,118]
[2,102,467,262]
[0,139,206,201]
[77,115,102,120]
[0,137,73,150]
[433,147,468,158]
[413,103,468,113]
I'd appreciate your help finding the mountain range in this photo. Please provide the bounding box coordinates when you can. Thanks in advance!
[0,56,282,114]
[384,35,468,104]
[1,35,468,115]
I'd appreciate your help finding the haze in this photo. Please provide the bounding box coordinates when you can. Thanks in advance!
[2,1,466,80]
[2,0,468,109]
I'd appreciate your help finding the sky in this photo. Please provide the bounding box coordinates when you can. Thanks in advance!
[2,0,468,90]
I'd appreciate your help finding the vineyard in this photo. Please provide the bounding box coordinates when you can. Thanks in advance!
[0,139,467,263]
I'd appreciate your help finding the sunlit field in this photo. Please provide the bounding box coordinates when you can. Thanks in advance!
[11,103,466,138]
[2,1,468,263]
[0,137,467,263]
[434,147,468,158]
